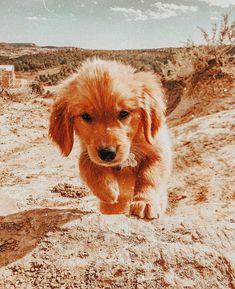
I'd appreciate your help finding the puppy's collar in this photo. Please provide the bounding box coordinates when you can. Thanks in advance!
[113,153,137,171]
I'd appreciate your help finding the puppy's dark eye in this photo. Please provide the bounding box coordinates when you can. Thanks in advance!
[118,110,130,120]
[81,113,92,123]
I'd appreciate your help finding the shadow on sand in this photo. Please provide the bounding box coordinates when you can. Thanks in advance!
[0,208,87,267]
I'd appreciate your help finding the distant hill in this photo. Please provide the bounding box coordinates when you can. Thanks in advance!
[0,42,85,50]
[0,45,177,72]
[0,42,38,48]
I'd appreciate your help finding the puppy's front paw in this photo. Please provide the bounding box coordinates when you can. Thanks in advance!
[100,179,119,204]
[130,200,154,219]
[130,200,157,219]
[107,181,119,204]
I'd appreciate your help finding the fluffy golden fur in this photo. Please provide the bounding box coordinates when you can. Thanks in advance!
[49,58,172,219]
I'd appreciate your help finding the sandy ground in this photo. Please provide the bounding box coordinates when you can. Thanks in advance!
[0,86,235,288]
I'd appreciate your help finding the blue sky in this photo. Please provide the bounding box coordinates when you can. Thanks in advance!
[0,0,234,49]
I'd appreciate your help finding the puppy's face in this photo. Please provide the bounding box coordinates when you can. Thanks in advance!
[73,93,141,167]
[49,59,165,166]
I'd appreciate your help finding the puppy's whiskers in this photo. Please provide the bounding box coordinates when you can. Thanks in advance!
[80,151,91,168]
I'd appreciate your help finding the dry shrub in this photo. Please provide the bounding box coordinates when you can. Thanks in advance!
[1,89,27,102]
[159,52,193,80]
[30,81,45,95]
[161,14,234,100]
[0,82,32,102]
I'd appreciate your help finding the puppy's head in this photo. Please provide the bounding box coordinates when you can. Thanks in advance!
[49,59,165,166]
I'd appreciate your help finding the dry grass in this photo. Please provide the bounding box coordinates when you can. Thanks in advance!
[160,14,234,100]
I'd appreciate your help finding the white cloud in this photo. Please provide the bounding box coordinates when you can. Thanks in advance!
[198,0,235,8]
[210,16,220,21]
[152,2,198,13]
[25,16,47,21]
[110,7,148,21]
[110,2,198,21]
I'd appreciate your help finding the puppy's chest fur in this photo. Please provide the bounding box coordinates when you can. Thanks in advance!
[112,163,139,202]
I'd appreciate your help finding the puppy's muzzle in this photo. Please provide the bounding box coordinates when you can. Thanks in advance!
[98,147,116,162]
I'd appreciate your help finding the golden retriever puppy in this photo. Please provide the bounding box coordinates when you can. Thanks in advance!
[49,58,172,219]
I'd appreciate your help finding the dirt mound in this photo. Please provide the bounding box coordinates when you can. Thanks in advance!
[167,71,234,127]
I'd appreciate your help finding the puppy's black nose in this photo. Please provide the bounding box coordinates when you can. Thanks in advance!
[98,147,116,161]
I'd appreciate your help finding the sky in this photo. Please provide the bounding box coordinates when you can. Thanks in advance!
[0,0,234,49]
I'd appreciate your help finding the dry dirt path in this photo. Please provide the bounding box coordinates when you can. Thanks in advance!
[0,94,234,288]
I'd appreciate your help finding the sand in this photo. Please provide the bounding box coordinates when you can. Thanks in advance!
[0,89,234,288]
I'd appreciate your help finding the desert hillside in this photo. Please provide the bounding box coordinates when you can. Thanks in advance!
[0,37,235,289]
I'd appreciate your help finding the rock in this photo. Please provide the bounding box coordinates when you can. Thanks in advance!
[0,195,18,216]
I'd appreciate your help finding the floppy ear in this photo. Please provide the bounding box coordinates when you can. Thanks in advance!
[49,97,74,156]
[136,71,166,144]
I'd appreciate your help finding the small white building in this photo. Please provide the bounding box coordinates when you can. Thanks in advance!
[0,65,15,88]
